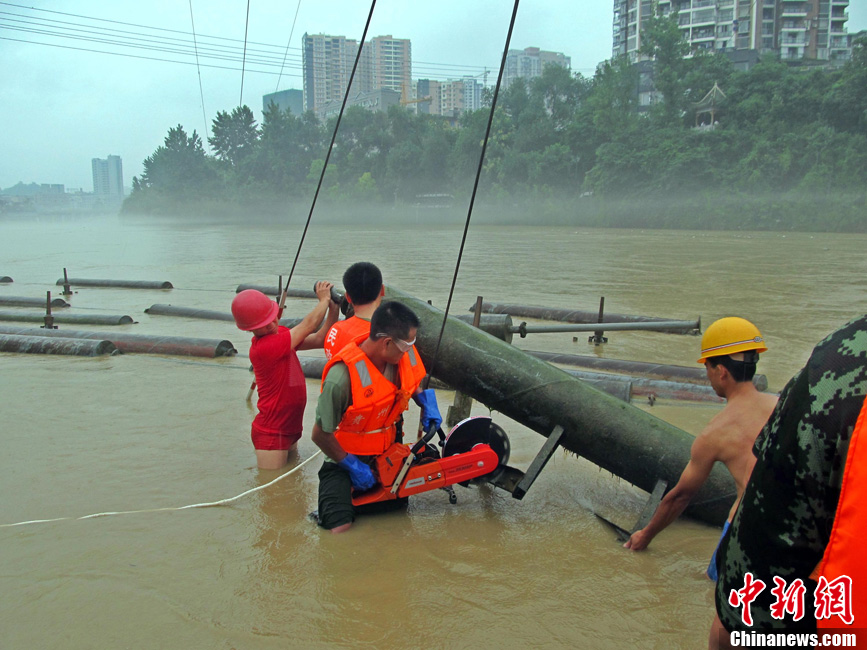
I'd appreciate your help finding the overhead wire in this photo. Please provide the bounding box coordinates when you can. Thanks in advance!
[239,0,251,106]
[187,0,209,147]
[424,0,522,384]
[275,0,303,92]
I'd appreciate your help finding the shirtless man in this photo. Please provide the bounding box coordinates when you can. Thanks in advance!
[624,317,778,580]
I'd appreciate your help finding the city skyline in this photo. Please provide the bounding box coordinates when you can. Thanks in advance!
[1,0,865,191]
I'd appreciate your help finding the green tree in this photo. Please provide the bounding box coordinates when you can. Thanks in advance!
[208,105,259,168]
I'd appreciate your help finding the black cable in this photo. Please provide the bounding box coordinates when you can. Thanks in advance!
[239,0,251,106]
[275,0,303,92]
[279,0,378,303]
[425,0,521,385]
[187,0,209,148]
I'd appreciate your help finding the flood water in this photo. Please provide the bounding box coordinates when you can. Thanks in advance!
[1,213,865,649]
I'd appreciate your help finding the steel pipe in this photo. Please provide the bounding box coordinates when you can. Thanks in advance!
[0,296,69,308]
[0,276,12,283]
[0,326,236,357]
[0,311,135,326]
[0,334,118,356]
[144,304,302,328]
[512,319,701,336]
[389,286,734,526]
[475,301,700,335]
[524,349,769,392]
[56,278,173,289]
[235,284,314,298]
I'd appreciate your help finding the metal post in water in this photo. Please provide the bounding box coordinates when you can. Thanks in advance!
[589,296,607,345]
[61,268,73,296]
[42,291,57,330]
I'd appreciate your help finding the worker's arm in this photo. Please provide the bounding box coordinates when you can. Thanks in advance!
[289,281,333,351]
[311,422,348,463]
[297,295,339,351]
[623,435,717,551]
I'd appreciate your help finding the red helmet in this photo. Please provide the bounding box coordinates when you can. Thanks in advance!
[231,290,278,331]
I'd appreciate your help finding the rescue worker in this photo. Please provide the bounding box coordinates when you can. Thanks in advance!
[231,283,339,469]
[625,317,778,581]
[710,315,867,646]
[323,261,384,360]
[311,301,442,533]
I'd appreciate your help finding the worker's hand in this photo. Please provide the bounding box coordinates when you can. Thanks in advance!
[413,389,442,431]
[623,528,650,551]
[338,454,376,491]
[314,281,334,302]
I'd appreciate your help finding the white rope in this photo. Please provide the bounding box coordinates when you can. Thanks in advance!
[0,450,322,529]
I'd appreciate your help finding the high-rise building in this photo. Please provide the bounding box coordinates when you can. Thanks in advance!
[302,33,412,115]
[92,155,123,198]
[263,89,303,116]
[613,0,853,65]
[504,47,571,88]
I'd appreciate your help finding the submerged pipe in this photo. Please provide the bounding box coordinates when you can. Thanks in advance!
[236,284,314,298]
[475,301,700,335]
[0,326,236,357]
[0,296,69,308]
[0,334,118,356]
[0,276,12,283]
[525,349,769,392]
[0,311,135,326]
[389,286,734,526]
[56,278,173,289]
[144,304,302,328]
[512,319,700,336]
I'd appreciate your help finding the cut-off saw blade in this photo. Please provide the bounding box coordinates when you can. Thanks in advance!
[441,416,510,483]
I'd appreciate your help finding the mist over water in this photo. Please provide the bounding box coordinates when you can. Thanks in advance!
[1,212,865,649]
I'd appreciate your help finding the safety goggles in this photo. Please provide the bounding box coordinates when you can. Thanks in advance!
[375,332,416,353]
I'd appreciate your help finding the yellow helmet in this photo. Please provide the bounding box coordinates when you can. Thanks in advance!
[697,317,767,364]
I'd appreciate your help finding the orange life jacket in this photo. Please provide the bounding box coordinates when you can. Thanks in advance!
[323,316,370,360]
[322,336,426,455]
[815,394,867,629]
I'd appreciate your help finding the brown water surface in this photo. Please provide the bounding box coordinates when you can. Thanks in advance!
[1,214,864,648]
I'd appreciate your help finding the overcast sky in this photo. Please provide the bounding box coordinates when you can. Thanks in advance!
[1,0,865,191]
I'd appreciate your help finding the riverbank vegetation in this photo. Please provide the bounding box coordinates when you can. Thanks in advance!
[124,20,866,232]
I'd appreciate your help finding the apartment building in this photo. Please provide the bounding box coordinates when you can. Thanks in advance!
[613,0,853,65]
[504,47,571,87]
[91,155,123,198]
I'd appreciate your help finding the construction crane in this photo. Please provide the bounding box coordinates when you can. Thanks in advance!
[400,83,432,107]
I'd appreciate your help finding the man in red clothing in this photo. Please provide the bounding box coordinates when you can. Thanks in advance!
[323,261,384,360]
[232,282,339,469]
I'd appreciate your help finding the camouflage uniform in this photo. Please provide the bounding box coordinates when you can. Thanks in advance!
[715,315,867,632]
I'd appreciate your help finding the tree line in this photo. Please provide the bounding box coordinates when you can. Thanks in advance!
[124,16,867,232]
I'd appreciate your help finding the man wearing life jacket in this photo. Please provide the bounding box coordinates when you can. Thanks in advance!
[323,261,384,360]
[625,317,778,574]
[311,301,441,533]
[710,315,867,647]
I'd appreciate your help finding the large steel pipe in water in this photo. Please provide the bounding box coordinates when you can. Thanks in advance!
[0,296,69,308]
[56,278,173,289]
[0,333,118,356]
[389,287,734,526]
[144,304,302,329]
[0,326,236,357]
[475,301,700,335]
[526,349,769,392]
[0,311,135,326]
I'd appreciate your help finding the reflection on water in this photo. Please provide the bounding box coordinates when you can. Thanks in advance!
[1,214,864,649]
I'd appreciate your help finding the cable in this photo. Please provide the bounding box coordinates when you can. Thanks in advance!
[275,0,303,92]
[239,0,251,106]
[425,0,521,384]
[0,451,321,528]
[188,0,209,148]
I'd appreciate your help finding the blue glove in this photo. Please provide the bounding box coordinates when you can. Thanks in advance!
[414,388,442,432]
[337,453,376,491]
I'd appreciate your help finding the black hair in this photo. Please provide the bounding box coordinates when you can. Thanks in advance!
[707,352,759,383]
[342,262,382,306]
[370,301,419,341]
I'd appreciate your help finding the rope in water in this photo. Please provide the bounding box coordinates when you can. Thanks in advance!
[0,451,321,529]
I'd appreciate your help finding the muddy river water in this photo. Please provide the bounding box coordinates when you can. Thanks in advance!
[1,213,864,649]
